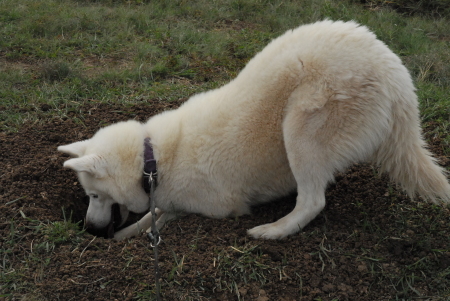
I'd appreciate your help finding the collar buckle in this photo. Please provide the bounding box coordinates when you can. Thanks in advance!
[143,137,158,193]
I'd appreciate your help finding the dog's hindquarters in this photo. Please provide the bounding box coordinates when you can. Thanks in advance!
[248,74,394,239]
[248,62,450,239]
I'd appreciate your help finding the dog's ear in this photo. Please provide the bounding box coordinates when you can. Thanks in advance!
[57,140,89,158]
[63,154,107,178]
[58,140,89,158]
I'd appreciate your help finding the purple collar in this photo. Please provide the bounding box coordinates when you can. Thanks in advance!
[143,138,157,193]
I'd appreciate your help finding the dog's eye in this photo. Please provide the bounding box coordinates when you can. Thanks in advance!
[91,194,99,199]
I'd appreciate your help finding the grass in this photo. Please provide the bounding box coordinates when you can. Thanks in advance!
[1,0,450,299]
[41,209,85,246]
[215,244,275,293]
[1,0,449,132]
[155,242,281,301]
[1,211,83,298]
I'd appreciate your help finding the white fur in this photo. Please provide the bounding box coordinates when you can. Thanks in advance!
[58,20,450,240]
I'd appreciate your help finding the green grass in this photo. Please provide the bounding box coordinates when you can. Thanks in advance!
[1,0,449,132]
[1,211,82,298]
[215,244,275,293]
[41,209,85,245]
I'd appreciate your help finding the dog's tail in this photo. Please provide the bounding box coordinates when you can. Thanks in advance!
[373,93,450,203]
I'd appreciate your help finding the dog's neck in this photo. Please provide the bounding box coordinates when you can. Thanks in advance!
[142,137,157,193]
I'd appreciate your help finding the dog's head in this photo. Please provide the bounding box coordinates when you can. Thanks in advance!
[58,121,150,238]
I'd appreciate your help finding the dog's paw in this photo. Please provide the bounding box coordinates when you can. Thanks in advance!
[247,223,288,240]
[114,225,144,241]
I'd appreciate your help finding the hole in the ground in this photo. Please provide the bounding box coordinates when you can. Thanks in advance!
[63,196,147,239]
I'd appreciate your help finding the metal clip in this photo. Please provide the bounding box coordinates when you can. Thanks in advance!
[147,232,162,247]
[146,171,161,247]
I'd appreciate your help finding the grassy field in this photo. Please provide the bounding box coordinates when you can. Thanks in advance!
[1,0,450,300]
[1,0,449,136]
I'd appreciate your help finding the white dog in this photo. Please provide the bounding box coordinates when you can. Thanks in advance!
[58,20,450,240]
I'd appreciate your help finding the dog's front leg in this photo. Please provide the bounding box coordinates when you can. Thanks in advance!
[114,208,163,240]
[145,211,179,234]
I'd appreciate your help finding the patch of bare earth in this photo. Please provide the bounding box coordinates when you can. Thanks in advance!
[1,101,450,300]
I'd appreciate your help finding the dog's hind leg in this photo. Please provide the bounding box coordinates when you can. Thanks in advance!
[248,184,326,239]
[247,135,329,239]
[248,93,389,239]
[248,109,333,239]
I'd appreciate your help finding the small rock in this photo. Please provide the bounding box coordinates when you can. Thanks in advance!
[256,289,269,301]
[238,287,248,296]
[357,263,368,272]
[406,230,414,236]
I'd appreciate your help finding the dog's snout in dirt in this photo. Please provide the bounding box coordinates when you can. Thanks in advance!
[85,203,122,239]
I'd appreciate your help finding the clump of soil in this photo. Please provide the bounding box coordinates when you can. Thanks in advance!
[1,101,449,300]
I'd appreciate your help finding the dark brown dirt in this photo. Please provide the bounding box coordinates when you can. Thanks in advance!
[1,101,450,300]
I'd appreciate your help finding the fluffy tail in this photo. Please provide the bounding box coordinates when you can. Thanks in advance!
[373,98,450,203]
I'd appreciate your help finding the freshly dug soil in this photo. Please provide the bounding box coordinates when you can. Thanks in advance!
[1,100,449,300]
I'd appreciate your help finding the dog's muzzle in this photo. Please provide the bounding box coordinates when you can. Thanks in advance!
[85,203,122,239]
